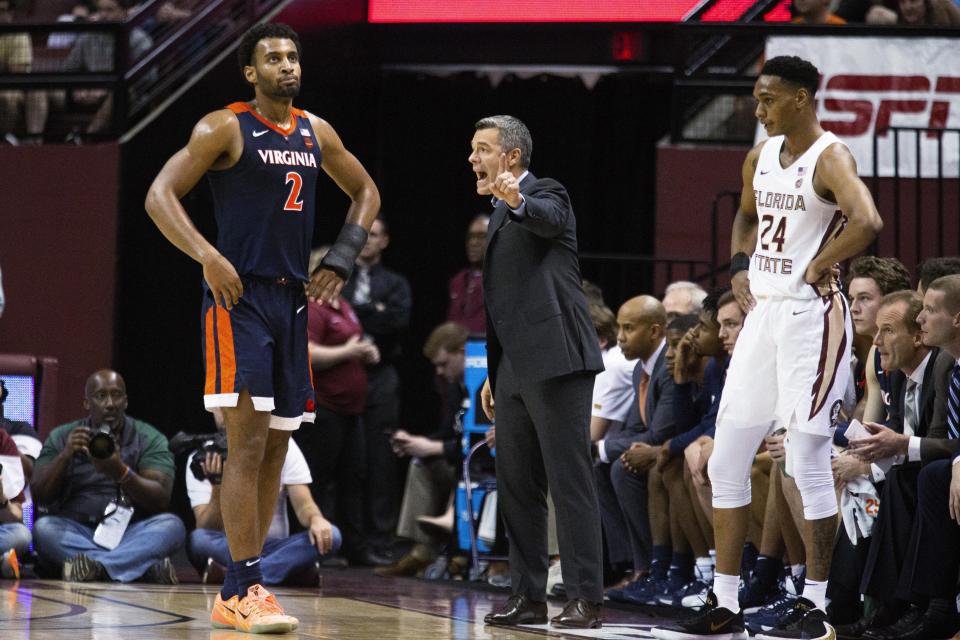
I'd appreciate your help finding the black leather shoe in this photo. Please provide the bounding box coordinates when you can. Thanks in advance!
[348,549,394,567]
[484,595,548,626]
[895,614,960,640]
[550,598,602,629]
[835,604,899,640]
[864,605,924,640]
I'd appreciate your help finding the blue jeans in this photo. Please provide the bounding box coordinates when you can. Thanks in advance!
[188,526,342,585]
[0,523,31,555]
[34,513,186,582]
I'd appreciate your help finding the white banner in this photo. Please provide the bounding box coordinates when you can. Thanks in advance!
[761,36,960,178]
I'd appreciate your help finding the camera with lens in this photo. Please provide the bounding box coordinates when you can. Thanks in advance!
[168,431,228,483]
[89,424,117,459]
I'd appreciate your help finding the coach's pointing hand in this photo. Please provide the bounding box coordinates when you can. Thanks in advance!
[490,153,522,209]
[203,254,243,310]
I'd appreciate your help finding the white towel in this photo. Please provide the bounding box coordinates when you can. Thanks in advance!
[840,475,880,545]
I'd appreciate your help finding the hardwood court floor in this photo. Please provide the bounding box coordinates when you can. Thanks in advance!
[0,569,670,639]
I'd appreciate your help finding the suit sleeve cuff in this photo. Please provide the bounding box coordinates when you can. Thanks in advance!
[507,195,526,218]
[598,439,610,464]
[907,436,922,462]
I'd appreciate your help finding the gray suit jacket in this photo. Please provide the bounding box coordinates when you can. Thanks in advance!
[602,348,677,461]
[483,172,604,390]
[919,349,959,462]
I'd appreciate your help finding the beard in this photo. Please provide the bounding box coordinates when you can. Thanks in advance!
[263,81,300,99]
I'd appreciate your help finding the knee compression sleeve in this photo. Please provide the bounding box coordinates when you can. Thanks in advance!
[709,423,769,509]
[787,430,837,520]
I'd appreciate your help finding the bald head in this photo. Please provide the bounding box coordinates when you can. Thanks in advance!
[85,369,125,397]
[617,296,667,361]
[620,295,667,325]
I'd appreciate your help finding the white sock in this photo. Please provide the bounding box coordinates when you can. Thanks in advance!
[791,564,805,579]
[709,549,717,561]
[713,572,740,613]
[804,579,828,611]
[696,556,715,584]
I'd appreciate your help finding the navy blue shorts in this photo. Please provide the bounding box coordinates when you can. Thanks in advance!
[201,278,315,430]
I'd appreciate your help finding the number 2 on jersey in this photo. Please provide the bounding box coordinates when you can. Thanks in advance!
[759,214,787,253]
[284,171,304,212]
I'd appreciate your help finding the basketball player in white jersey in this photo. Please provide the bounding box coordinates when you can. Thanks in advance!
[652,56,882,640]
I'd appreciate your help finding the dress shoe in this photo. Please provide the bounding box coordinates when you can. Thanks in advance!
[417,506,454,535]
[201,557,226,585]
[348,549,394,567]
[863,605,924,640]
[893,613,960,640]
[550,598,602,629]
[835,604,899,640]
[374,545,435,578]
[484,594,548,626]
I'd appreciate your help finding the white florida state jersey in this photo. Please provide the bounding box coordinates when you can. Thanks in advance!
[750,131,848,299]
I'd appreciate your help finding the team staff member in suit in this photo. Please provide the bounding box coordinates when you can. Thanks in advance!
[471,115,605,629]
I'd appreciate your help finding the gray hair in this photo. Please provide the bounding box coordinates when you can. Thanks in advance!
[664,281,708,312]
[474,115,533,169]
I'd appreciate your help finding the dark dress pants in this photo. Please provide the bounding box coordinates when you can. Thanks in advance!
[494,356,604,604]
[903,459,960,600]
[595,461,634,567]
[362,364,401,548]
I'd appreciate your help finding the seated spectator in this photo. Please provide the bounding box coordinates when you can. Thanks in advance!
[662,281,707,322]
[187,408,340,586]
[0,379,42,480]
[792,0,848,23]
[646,289,733,608]
[846,256,911,423]
[30,369,185,583]
[897,0,960,24]
[0,427,30,579]
[48,2,93,50]
[376,322,469,577]
[831,290,950,633]
[589,302,638,442]
[62,0,154,135]
[884,275,960,640]
[918,256,960,294]
[446,215,489,335]
[598,296,675,598]
[0,0,47,144]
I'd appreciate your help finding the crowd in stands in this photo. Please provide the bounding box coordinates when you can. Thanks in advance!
[0,0,959,142]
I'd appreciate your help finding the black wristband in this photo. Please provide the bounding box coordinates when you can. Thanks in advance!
[320,223,368,281]
[730,252,750,277]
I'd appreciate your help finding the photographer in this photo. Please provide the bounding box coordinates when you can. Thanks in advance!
[0,428,30,579]
[30,370,185,582]
[187,408,341,585]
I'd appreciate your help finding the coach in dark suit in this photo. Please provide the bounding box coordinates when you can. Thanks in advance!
[469,115,604,630]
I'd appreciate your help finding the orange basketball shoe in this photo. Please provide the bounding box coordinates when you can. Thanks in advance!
[210,592,239,629]
[234,584,299,634]
[0,549,19,580]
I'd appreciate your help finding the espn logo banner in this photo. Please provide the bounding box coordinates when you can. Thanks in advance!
[761,37,960,178]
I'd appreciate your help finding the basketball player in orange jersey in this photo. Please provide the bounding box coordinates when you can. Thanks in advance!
[145,23,380,633]
[652,56,882,640]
